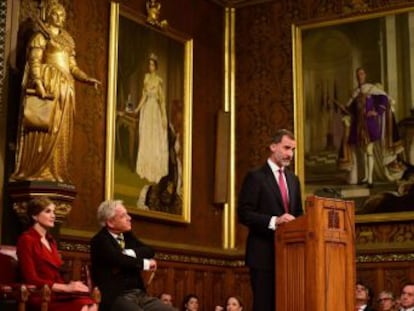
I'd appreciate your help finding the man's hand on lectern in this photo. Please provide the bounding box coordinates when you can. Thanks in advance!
[276,213,295,225]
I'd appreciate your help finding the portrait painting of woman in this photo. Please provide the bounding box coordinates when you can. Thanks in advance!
[135,53,169,183]
[106,4,192,222]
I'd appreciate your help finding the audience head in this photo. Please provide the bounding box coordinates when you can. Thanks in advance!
[394,297,401,310]
[97,200,131,234]
[355,281,373,306]
[377,290,395,311]
[182,294,199,311]
[225,296,244,311]
[27,196,56,228]
[400,282,414,309]
[159,292,174,306]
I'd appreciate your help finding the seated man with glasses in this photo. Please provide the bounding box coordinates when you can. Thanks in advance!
[377,290,397,311]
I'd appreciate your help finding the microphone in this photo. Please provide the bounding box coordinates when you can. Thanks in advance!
[322,187,343,199]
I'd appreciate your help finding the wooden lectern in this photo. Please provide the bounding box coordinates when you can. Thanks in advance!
[275,195,356,311]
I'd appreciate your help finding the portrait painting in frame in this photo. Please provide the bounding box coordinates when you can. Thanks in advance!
[292,6,414,223]
[106,2,193,223]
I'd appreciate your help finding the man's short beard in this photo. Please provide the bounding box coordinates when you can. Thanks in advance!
[281,160,291,167]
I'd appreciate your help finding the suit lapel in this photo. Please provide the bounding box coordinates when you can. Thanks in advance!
[262,163,285,211]
[103,228,123,250]
[264,163,297,213]
[27,228,62,269]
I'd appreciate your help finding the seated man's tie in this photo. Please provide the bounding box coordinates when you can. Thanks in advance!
[117,233,125,249]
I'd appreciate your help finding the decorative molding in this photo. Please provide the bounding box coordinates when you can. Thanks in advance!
[8,181,77,225]
[59,240,245,267]
[328,209,340,229]
[145,0,168,28]
[357,253,414,263]
[60,227,246,257]
[344,0,370,13]
[355,223,414,246]
[59,241,90,253]
[60,241,414,266]
[209,0,274,8]
[156,252,245,267]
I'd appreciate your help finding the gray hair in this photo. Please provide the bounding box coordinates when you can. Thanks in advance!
[378,290,394,300]
[97,200,123,227]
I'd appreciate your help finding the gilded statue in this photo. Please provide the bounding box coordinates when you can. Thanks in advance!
[10,2,100,183]
[146,0,168,28]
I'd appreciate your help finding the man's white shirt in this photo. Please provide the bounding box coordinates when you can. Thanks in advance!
[108,231,150,270]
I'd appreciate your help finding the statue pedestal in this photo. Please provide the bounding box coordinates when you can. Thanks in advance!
[7,180,77,226]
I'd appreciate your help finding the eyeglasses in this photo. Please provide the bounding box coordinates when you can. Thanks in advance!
[377,297,392,303]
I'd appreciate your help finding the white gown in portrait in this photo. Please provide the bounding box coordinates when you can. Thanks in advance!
[136,73,169,183]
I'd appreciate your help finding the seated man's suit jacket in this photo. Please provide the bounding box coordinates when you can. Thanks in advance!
[90,228,154,311]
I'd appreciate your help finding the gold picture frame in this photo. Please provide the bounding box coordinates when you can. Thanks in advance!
[292,6,414,223]
[106,2,193,223]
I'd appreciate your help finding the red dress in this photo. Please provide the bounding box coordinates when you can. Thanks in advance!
[16,227,95,311]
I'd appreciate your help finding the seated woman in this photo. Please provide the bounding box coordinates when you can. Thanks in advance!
[16,197,97,311]
[215,296,244,311]
[182,294,199,311]
[224,296,244,311]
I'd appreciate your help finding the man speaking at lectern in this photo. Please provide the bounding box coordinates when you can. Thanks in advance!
[238,129,303,311]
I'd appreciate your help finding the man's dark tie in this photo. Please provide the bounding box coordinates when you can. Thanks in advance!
[117,233,125,249]
[278,168,289,213]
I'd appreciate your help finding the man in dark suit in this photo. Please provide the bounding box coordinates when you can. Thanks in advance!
[399,282,414,311]
[237,129,303,311]
[90,200,174,311]
[355,282,376,311]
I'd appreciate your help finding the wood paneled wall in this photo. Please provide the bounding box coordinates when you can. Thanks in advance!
[61,246,414,310]
[3,0,226,247]
[3,0,414,309]
[235,0,414,251]
[61,247,252,311]
[61,0,226,249]
[235,0,414,304]
[357,260,414,310]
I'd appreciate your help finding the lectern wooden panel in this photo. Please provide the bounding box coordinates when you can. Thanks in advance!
[275,196,355,311]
